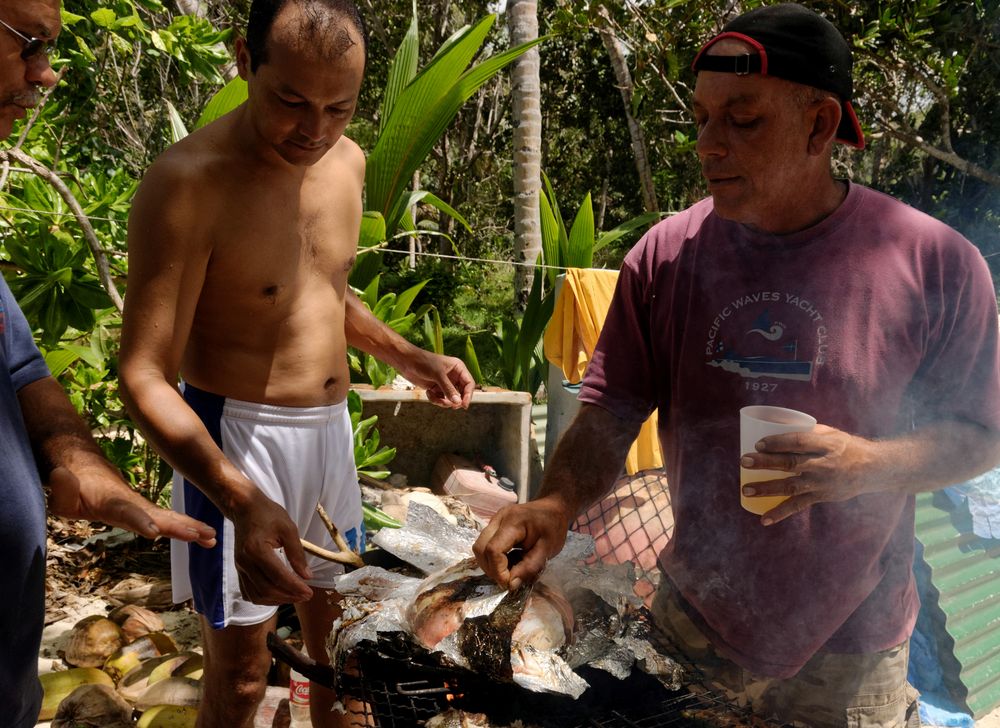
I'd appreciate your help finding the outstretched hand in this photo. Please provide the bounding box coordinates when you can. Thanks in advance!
[472,496,573,590]
[47,466,217,547]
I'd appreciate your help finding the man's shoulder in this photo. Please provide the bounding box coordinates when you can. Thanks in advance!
[321,135,365,179]
[854,184,967,241]
[850,184,986,273]
[145,123,234,187]
[637,198,717,250]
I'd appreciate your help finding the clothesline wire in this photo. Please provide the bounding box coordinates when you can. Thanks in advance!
[0,202,569,271]
[3,201,1000,263]
[0,203,126,224]
[375,247,568,271]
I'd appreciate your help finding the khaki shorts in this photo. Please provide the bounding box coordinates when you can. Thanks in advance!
[650,580,921,728]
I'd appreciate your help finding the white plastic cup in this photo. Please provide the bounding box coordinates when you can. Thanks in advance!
[289,667,311,727]
[739,405,816,515]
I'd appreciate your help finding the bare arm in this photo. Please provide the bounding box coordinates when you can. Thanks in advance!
[18,376,216,546]
[473,403,642,588]
[742,419,1000,524]
[344,290,475,408]
[119,157,313,605]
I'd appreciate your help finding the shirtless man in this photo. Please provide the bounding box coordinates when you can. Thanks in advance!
[119,1,474,726]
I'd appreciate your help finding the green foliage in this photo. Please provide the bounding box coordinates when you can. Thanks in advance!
[538,171,664,289]
[348,390,396,479]
[54,2,232,171]
[4,233,112,346]
[482,172,662,399]
[364,14,543,241]
[491,262,552,396]
[194,77,248,129]
[363,501,403,531]
[354,10,544,287]
[348,275,434,388]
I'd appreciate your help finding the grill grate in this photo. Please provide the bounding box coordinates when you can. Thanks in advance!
[338,634,782,727]
[573,690,768,727]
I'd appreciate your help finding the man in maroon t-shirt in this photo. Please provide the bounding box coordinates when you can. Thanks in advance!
[475,4,1000,726]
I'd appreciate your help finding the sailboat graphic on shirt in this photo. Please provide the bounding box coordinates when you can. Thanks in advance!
[707,309,814,381]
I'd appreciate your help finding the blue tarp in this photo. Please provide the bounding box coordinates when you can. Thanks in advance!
[910,538,976,727]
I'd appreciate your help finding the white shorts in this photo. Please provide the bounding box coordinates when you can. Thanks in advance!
[171,384,364,628]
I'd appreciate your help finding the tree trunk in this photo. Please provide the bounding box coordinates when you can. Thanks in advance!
[596,8,658,213]
[508,0,542,308]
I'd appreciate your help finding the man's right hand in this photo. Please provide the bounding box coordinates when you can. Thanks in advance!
[472,495,573,590]
[230,490,314,605]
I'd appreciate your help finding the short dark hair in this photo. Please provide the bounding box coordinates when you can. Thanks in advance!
[246,0,368,72]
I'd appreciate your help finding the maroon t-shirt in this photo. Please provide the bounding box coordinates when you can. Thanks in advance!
[579,183,1000,677]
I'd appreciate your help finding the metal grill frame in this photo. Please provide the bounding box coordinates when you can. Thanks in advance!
[337,632,784,727]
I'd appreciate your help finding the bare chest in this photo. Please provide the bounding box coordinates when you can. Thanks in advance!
[201,189,361,313]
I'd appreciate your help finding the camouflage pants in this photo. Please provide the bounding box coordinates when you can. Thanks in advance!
[650,581,921,728]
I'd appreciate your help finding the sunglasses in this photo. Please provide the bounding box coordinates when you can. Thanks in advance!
[0,17,51,60]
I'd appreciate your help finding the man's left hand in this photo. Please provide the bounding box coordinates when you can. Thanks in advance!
[47,466,217,547]
[739,424,878,524]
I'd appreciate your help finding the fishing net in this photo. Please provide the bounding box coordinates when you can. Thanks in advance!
[571,469,674,607]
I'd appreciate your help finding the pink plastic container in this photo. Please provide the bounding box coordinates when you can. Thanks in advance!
[432,453,517,519]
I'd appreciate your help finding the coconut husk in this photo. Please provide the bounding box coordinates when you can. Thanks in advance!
[64,615,126,668]
[51,683,133,727]
[109,604,165,641]
[107,576,174,609]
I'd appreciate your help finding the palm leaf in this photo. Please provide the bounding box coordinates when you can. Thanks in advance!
[391,279,428,321]
[405,190,472,233]
[594,211,669,253]
[195,77,248,129]
[539,189,562,287]
[566,192,595,269]
[44,348,81,378]
[165,100,189,143]
[367,16,545,233]
[463,335,483,384]
[380,2,420,136]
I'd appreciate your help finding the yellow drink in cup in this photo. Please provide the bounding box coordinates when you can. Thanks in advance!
[739,405,816,516]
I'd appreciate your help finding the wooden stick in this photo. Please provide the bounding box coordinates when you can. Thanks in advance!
[316,504,354,555]
[300,538,364,568]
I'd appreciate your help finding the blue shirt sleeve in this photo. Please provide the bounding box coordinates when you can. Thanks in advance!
[1,276,50,391]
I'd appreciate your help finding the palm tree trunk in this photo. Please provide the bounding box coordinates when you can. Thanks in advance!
[596,8,658,213]
[508,0,542,308]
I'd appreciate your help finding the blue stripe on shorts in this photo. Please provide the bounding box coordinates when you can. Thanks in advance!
[182,384,228,629]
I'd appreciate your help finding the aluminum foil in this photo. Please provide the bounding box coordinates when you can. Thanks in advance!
[330,502,683,700]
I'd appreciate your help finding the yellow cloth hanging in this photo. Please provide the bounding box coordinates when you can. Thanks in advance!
[543,268,662,474]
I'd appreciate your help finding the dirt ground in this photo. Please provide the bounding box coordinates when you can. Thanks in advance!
[37,518,296,728]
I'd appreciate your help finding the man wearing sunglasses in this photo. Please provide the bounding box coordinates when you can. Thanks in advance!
[0,3,216,726]
[0,2,56,139]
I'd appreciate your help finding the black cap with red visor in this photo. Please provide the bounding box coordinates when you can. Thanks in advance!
[691,3,865,150]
